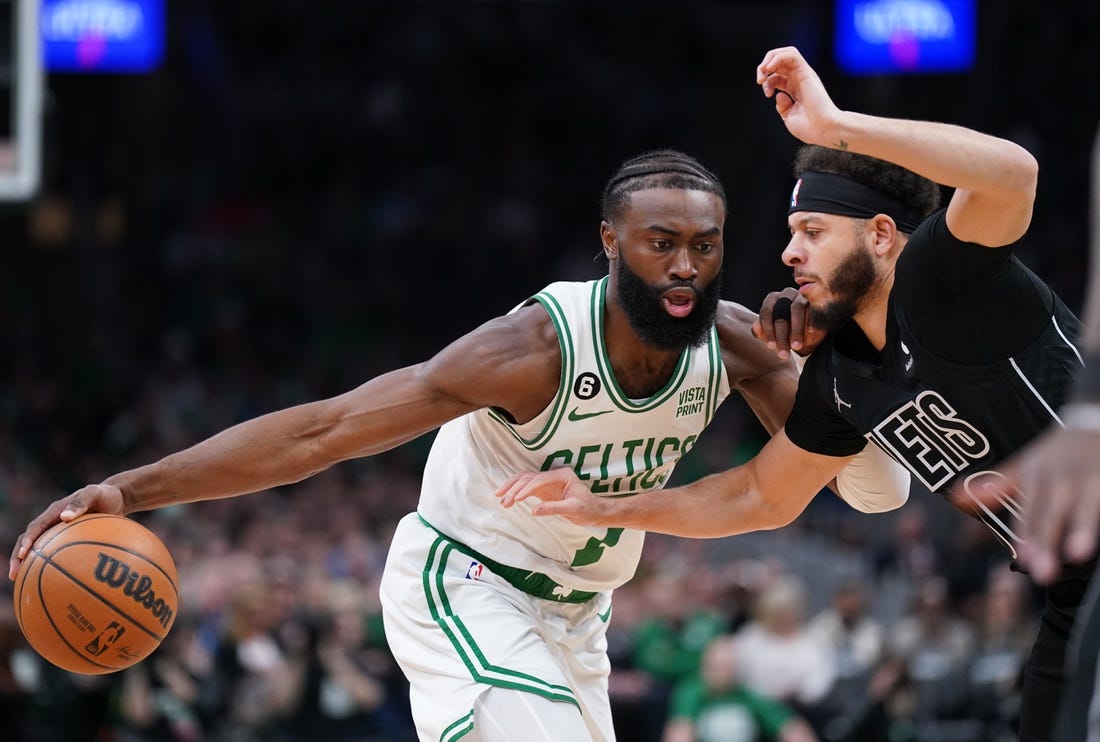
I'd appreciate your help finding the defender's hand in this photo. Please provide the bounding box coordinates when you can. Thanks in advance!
[1009,428,1100,583]
[756,46,843,147]
[951,423,1100,584]
[9,484,126,580]
[496,468,608,526]
[751,287,826,359]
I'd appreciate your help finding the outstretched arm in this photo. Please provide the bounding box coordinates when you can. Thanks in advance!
[497,430,850,538]
[10,304,562,579]
[756,46,1038,247]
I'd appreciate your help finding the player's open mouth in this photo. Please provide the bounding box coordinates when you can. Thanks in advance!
[662,289,696,318]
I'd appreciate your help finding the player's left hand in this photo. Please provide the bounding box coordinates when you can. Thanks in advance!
[756,46,843,147]
[495,468,609,526]
[751,287,827,359]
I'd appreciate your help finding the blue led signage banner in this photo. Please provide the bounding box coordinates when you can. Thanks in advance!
[41,0,164,73]
[835,0,976,75]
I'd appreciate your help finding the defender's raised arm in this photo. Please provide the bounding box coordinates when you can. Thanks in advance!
[757,45,1037,247]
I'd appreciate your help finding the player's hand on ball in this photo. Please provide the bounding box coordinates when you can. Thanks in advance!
[751,287,825,359]
[9,484,126,580]
[12,513,178,674]
[495,469,607,526]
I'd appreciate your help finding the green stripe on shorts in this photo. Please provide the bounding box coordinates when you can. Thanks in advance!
[422,536,580,709]
[440,709,474,742]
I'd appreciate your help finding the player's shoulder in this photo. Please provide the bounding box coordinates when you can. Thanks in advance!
[428,292,562,384]
[481,301,560,356]
[715,299,758,331]
[486,279,587,339]
[526,278,601,308]
[715,300,760,348]
[897,208,954,266]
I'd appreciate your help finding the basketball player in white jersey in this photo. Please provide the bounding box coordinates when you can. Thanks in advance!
[9,150,909,741]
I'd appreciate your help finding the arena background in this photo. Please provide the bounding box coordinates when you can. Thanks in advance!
[2,2,1099,740]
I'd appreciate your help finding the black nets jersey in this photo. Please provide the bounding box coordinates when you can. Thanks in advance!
[785,210,1084,554]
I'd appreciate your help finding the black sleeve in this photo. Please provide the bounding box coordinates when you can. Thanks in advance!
[783,352,867,457]
[893,209,1054,364]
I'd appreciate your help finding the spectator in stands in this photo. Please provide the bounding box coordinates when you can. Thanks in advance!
[731,574,835,727]
[806,579,886,735]
[964,564,1036,740]
[630,570,730,741]
[115,614,211,741]
[889,575,979,738]
[663,634,818,742]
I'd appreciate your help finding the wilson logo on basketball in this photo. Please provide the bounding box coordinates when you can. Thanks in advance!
[92,553,175,629]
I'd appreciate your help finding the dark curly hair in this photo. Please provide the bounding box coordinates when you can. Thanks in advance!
[793,145,942,227]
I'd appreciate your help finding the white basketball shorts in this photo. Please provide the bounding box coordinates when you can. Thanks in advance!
[379,512,616,742]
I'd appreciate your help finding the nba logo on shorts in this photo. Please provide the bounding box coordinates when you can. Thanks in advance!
[465,561,484,580]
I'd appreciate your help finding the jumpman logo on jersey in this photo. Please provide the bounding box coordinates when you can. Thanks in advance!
[833,378,852,412]
[900,340,914,372]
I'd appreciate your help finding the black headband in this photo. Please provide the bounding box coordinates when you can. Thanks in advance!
[787,171,924,233]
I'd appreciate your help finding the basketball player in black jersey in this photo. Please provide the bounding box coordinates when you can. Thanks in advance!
[763,107,1100,742]
[498,46,1089,741]
[968,121,1100,741]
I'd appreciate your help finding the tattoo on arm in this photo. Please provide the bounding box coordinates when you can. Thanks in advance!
[835,139,849,151]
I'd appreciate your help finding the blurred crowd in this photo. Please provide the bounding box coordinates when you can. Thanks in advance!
[2,2,1098,741]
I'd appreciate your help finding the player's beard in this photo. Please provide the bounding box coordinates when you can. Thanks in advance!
[615,254,721,351]
[809,241,879,332]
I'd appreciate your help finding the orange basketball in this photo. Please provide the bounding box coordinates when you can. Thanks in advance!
[12,513,179,674]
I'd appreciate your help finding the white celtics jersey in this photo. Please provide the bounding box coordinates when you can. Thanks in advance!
[417,277,731,595]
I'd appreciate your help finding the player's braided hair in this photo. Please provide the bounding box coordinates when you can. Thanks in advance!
[794,144,942,222]
[601,150,726,221]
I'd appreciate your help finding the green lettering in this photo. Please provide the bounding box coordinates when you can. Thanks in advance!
[622,439,644,475]
[655,437,680,466]
[575,445,602,480]
[570,528,625,567]
[540,450,572,471]
[639,466,663,489]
